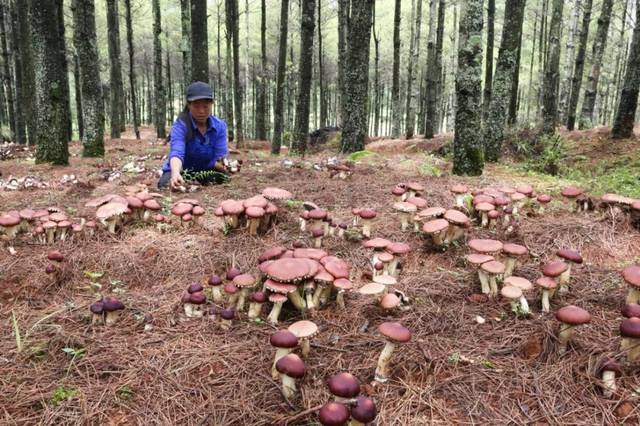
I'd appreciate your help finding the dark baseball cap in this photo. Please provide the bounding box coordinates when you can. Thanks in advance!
[186,81,214,102]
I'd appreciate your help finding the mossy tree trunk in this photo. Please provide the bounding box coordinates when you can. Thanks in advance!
[341,0,373,152]
[404,0,422,139]
[372,1,381,136]
[9,2,25,145]
[106,0,124,139]
[191,0,208,83]
[425,0,445,138]
[559,0,580,123]
[579,0,613,129]
[180,0,191,87]
[73,52,84,141]
[152,0,166,139]
[291,0,315,155]
[482,0,495,123]
[255,0,267,140]
[226,0,243,147]
[30,0,70,164]
[391,0,402,138]
[15,1,35,145]
[0,2,16,142]
[452,0,485,176]
[566,0,592,130]
[124,0,140,139]
[271,0,289,154]
[611,0,640,139]
[483,0,526,162]
[337,0,349,127]
[317,0,327,129]
[541,0,564,136]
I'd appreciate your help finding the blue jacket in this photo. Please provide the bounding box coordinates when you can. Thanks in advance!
[162,113,228,173]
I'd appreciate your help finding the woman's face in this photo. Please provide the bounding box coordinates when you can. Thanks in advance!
[189,100,213,124]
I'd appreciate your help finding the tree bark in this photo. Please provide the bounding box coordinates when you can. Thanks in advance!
[15,0,35,144]
[566,0,592,130]
[483,0,526,162]
[579,0,613,129]
[73,52,84,141]
[453,0,485,176]
[106,0,124,138]
[612,0,640,139]
[341,0,373,152]
[425,0,445,137]
[255,0,267,139]
[72,0,105,157]
[291,0,315,154]
[167,50,174,124]
[391,0,402,138]
[30,0,70,164]
[559,0,580,122]
[181,0,192,87]
[226,0,243,146]
[541,0,564,135]
[191,0,209,83]
[507,26,523,125]
[482,0,495,122]
[271,0,289,154]
[124,0,140,139]
[612,0,630,126]
[9,2,25,145]
[152,0,166,138]
[372,1,381,136]
[404,0,423,139]
[0,2,15,142]
[317,0,327,129]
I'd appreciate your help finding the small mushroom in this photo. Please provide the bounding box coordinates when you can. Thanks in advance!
[391,185,407,202]
[327,372,360,404]
[245,206,265,235]
[232,273,256,311]
[333,278,353,309]
[275,353,305,400]
[450,184,469,208]
[504,276,532,314]
[622,265,640,304]
[536,277,557,313]
[543,261,570,294]
[350,396,377,426]
[267,293,288,324]
[536,194,552,214]
[465,253,494,294]
[393,202,417,231]
[375,322,411,383]
[312,227,325,248]
[208,274,224,303]
[220,307,235,330]
[358,209,377,238]
[501,285,523,315]
[422,218,449,248]
[556,249,583,287]
[502,243,528,278]
[442,209,470,243]
[620,317,640,363]
[102,297,125,326]
[480,261,506,297]
[318,402,350,426]
[288,320,318,358]
[89,300,104,325]
[270,330,299,380]
[247,291,267,319]
[597,357,622,398]
[555,305,591,354]
[621,303,640,318]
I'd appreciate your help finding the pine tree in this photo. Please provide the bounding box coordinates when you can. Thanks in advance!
[124,0,140,139]
[255,0,267,140]
[271,0,289,154]
[391,0,402,138]
[482,0,495,121]
[404,0,423,139]
[191,0,209,83]
[152,0,166,139]
[15,0,35,144]
[226,0,243,146]
[106,0,124,138]
[566,0,593,130]
[541,0,564,135]
[181,0,192,87]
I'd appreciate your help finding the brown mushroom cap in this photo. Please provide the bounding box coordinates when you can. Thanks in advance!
[503,243,528,256]
[475,202,495,212]
[377,252,394,263]
[501,285,522,300]
[245,206,265,219]
[391,186,406,196]
[393,202,417,213]
[622,265,640,287]
[416,207,446,219]
[327,373,360,398]
[473,194,494,205]
[422,218,449,233]
[555,305,591,325]
[266,258,310,282]
[621,303,640,318]
[450,184,468,194]
[171,202,193,216]
[536,276,557,289]
[504,276,532,291]
[444,209,469,225]
[468,239,503,254]
[288,320,318,339]
[269,293,287,303]
[358,282,386,295]
[95,202,128,219]
[270,330,299,348]
[308,209,328,220]
[380,293,401,309]
[488,210,501,219]
[233,273,256,288]
[537,194,552,203]
[324,260,350,279]
[220,200,244,215]
[516,184,534,196]
[293,248,328,260]
[359,208,377,219]
[481,260,506,275]
[126,196,144,209]
[378,321,411,343]
[406,197,428,208]
[318,402,350,426]
[351,396,377,424]
[47,250,64,262]
[223,283,238,295]
[144,199,161,211]
[333,278,353,290]
[406,182,424,192]
[561,186,584,198]
[275,353,306,378]
[0,214,21,227]
[373,274,398,286]
[363,238,391,249]
[386,242,410,255]
[557,249,583,264]
[262,187,293,200]
[598,357,622,376]
[258,246,286,262]
[620,317,640,338]
[264,279,298,294]
[465,253,494,265]
[243,195,268,209]
[543,261,569,278]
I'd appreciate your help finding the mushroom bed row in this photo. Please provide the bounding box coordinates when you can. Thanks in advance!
[3,177,640,425]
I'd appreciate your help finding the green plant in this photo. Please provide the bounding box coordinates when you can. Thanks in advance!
[284,199,304,210]
[480,359,496,369]
[346,150,374,161]
[11,308,66,353]
[116,385,135,401]
[182,169,230,184]
[447,352,460,365]
[83,271,104,293]
[62,346,86,376]
[51,385,79,406]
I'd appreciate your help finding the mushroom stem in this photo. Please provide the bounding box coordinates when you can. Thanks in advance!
[272,348,292,380]
[478,270,490,294]
[400,215,409,231]
[559,264,572,286]
[488,275,499,297]
[225,214,239,229]
[288,290,307,312]
[312,284,326,306]
[305,290,316,310]
[220,318,232,330]
[518,296,530,315]
[45,227,56,244]
[388,258,399,277]
[541,290,551,313]
[236,288,249,312]
[503,257,517,278]
[183,303,194,318]
[247,302,263,319]
[627,339,640,363]
[362,220,372,238]
[210,287,224,303]
[455,194,465,208]
[336,290,345,309]
[480,212,488,227]
[299,218,307,231]
[432,230,446,247]
[601,370,617,398]
[248,218,260,235]
[91,313,103,325]
[300,338,311,357]
[281,374,297,400]
[105,311,120,326]
[314,236,323,248]
[267,301,284,325]
[227,292,239,307]
[557,323,574,355]
[626,288,640,304]
[107,217,119,234]
[374,340,397,383]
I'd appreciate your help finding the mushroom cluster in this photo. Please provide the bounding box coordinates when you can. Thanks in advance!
[362,238,411,278]
[89,296,124,326]
[419,208,470,248]
[214,187,291,235]
[316,373,377,425]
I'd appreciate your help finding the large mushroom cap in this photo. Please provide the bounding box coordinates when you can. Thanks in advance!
[555,305,591,325]
[270,330,299,348]
[258,246,286,262]
[406,182,424,192]
[293,248,328,260]
[333,278,353,290]
[275,353,306,378]
[143,199,161,210]
[444,209,470,225]
[351,396,377,424]
[318,402,350,426]
[561,186,584,198]
[358,282,386,295]
[362,238,391,249]
[481,260,506,275]
[503,243,528,256]
[126,196,144,209]
[393,202,417,213]
[500,285,522,300]
[171,202,193,216]
[288,320,318,339]
[243,195,268,209]
[416,207,446,219]
[621,303,640,318]
[620,317,640,338]
[308,209,328,220]
[465,253,494,265]
[622,265,640,287]
[95,202,128,220]
[378,321,412,343]
[557,249,583,264]
[473,194,494,205]
[187,282,204,293]
[327,373,360,399]
[233,273,256,288]
[220,308,235,320]
[422,219,449,233]
[102,297,124,312]
[386,242,411,255]
[406,197,428,209]
[536,276,557,289]
[380,293,401,309]
[468,239,503,254]
[262,187,293,201]
[324,259,350,279]
[264,279,298,294]
[220,200,244,215]
[359,208,377,219]
[450,184,468,194]
[266,258,310,282]
[543,261,569,278]
[47,250,64,262]
[373,274,397,286]
[504,276,532,291]
[475,202,495,212]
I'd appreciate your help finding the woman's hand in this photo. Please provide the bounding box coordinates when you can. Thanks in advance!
[170,172,185,189]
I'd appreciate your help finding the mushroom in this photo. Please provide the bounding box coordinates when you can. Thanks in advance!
[142,199,161,222]
[327,372,360,404]
[220,307,235,330]
[487,210,501,228]
[267,293,288,324]
[475,202,495,227]
[385,242,410,277]
[375,252,394,276]
[333,278,353,309]
[89,300,104,325]
[543,261,569,294]
[598,357,622,398]
[375,322,411,383]
[350,396,377,426]
[312,227,325,248]
[502,243,529,277]
[96,201,128,234]
[362,237,391,268]
[223,283,239,307]
[288,320,318,358]
[358,282,386,301]
[358,209,377,238]
[245,206,265,235]
[555,305,591,354]
[308,209,328,235]
[405,182,424,198]
[312,269,334,308]
[220,199,244,229]
[422,219,449,248]
[556,249,583,287]
[187,291,207,318]
[510,192,526,216]
[102,297,125,326]
[620,317,640,363]
[442,209,470,243]
[43,221,57,243]
[232,273,256,311]
[621,303,640,318]
[501,285,523,315]
[380,293,401,312]
[536,194,552,214]
[450,184,469,208]
[622,265,640,304]
[318,402,350,426]
[47,250,64,263]
[261,187,293,204]
[536,277,557,313]
[480,260,506,297]
[391,185,407,202]
[504,276,533,314]
[561,186,584,211]
[270,330,299,380]
[226,267,241,281]
[465,254,494,294]
[372,274,397,294]
[393,202,417,231]
[247,291,267,319]
[275,353,305,400]
[208,274,224,302]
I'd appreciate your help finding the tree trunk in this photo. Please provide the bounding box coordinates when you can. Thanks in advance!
[226,0,243,147]
[291,0,315,154]
[404,0,423,139]
[106,0,124,138]
[167,50,174,124]
[15,0,35,144]
[9,2,25,145]
[612,0,630,126]
[372,1,380,136]
[73,52,84,141]
[566,0,592,130]
[337,0,349,127]
[255,0,267,139]
[271,0,289,154]
[72,0,105,157]
[0,2,15,142]
[191,0,209,83]
[425,0,445,138]
[579,0,613,129]
[453,0,485,176]
[525,10,538,122]
[341,0,373,152]
[124,0,140,139]
[482,0,495,122]
[391,0,402,138]
[317,0,327,129]
[152,0,166,138]
[559,0,580,122]
[612,0,640,139]
[507,24,523,125]
[483,0,526,162]
[181,0,192,86]
[541,0,564,135]
[30,0,70,164]
[225,4,234,138]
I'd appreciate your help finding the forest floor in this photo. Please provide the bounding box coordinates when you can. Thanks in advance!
[1,126,639,425]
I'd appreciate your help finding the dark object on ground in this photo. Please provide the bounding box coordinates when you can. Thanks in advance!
[309,126,340,147]
[158,169,229,188]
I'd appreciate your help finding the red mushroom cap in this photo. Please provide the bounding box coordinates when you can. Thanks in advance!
[327,372,360,398]
[275,353,306,378]
[318,402,350,426]
[555,305,591,325]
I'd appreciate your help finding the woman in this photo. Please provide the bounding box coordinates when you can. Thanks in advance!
[158,81,229,189]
